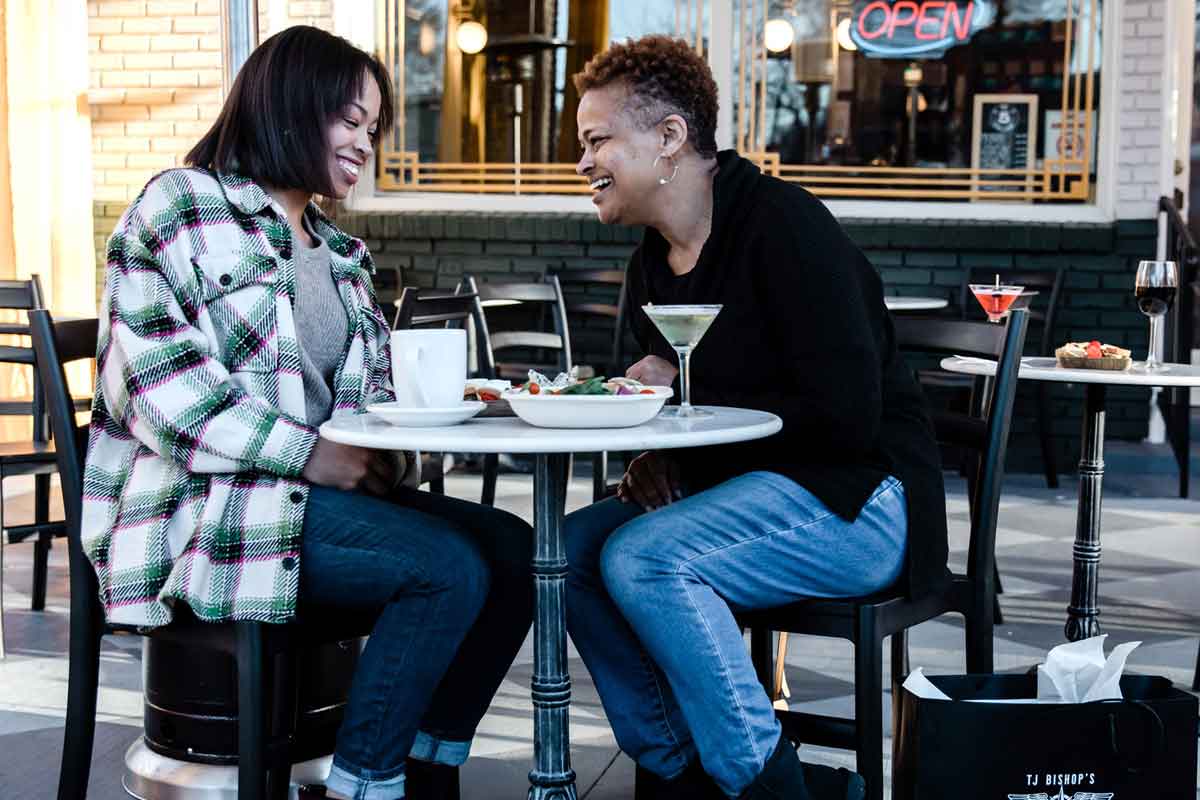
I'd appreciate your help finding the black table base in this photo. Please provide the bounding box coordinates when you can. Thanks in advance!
[1066,383,1105,641]
[529,453,578,800]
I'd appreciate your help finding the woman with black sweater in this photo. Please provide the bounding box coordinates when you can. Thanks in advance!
[563,36,947,800]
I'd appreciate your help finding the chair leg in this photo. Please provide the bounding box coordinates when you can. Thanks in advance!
[964,601,995,675]
[854,613,884,800]
[237,622,269,800]
[1036,383,1059,489]
[32,533,51,612]
[267,650,299,800]
[592,452,607,501]
[56,625,103,799]
[749,627,774,695]
[481,454,499,506]
[1192,640,1199,693]
[31,473,51,611]
[992,563,1005,626]
[889,630,909,687]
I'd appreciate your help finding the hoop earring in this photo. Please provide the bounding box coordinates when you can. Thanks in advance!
[652,153,678,186]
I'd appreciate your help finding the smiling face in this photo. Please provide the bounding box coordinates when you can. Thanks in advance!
[325,73,383,199]
[575,83,666,225]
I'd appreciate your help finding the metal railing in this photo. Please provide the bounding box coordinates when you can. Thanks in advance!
[1157,194,1199,498]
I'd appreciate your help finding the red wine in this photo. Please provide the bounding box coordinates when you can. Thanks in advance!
[1135,285,1176,317]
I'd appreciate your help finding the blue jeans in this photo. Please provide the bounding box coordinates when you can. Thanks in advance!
[564,471,906,798]
[300,485,534,800]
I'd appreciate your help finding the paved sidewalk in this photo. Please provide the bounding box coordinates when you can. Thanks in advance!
[1,466,1196,798]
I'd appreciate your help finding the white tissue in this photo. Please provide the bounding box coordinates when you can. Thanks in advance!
[901,667,953,700]
[1035,635,1140,703]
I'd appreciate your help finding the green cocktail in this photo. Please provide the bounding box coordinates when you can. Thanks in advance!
[642,304,722,418]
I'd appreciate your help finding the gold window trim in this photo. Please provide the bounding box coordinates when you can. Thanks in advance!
[375,0,1098,202]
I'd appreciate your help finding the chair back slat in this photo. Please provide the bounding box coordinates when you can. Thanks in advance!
[0,276,44,313]
[464,274,572,380]
[392,288,480,330]
[28,311,101,639]
[557,268,630,377]
[893,317,1006,360]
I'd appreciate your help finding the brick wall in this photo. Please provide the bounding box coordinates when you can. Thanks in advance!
[337,212,1157,472]
[1116,0,1171,219]
[87,0,335,271]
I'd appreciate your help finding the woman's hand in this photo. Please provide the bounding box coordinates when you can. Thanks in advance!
[302,438,397,496]
[618,451,683,510]
[626,355,678,387]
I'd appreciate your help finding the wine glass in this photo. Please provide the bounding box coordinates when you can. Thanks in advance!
[1134,260,1178,371]
[641,304,722,418]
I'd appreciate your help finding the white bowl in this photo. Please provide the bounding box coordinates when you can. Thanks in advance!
[366,401,485,427]
[505,387,673,429]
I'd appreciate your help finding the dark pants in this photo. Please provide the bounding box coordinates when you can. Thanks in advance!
[299,485,534,799]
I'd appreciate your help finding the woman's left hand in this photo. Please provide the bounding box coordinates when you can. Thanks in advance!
[626,355,678,387]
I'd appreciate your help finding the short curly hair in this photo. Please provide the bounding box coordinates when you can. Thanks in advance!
[574,35,719,159]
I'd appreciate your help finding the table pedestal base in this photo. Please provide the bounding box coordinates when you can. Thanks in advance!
[528,454,577,800]
[1066,384,1105,641]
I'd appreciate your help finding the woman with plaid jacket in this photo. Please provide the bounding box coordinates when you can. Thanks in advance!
[87,26,532,800]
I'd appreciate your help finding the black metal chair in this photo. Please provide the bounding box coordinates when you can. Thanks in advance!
[392,286,488,495]
[731,309,1029,800]
[0,276,89,655]
[464,274,573,506]
[556,268,631,500]
[29,311,391,800]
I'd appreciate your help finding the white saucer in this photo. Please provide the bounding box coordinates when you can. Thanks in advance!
[366,401,485,427]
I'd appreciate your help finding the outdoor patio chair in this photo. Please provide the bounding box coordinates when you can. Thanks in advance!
[0,275,87,647]
[29,311,415,800]
[464,274,574,506]
[728,309,1030,800]
[392,286,488,495]
[556,268,632,499]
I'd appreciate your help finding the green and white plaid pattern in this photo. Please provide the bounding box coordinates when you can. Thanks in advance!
[86,168,395,627]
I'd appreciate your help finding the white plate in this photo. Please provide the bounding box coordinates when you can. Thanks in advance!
[366,401,485,427]
[505,387,673,429]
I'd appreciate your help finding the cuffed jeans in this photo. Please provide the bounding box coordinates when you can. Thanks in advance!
[300,485,534,800]
[565,471,907,798]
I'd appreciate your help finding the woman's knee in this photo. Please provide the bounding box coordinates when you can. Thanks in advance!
[420,528,492,615]
[598,516,665,603]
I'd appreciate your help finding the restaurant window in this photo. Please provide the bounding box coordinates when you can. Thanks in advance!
[375,0,709,193]
[732,0,1102,202]
[374,0,1099,202]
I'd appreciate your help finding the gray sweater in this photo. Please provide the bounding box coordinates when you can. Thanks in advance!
[293,218,349,426]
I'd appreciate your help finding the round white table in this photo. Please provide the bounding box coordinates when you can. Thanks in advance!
[320,407,782,800]
[941,356,1200,642]
[885,296,949,312]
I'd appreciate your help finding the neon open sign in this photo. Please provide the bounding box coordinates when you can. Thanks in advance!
[849,0,997,58]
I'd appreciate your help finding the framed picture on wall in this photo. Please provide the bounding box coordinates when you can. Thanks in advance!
[971,93,1039,200]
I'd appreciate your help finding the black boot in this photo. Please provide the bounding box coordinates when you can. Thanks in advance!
[636,760,726,800]
[738,737,811,800]
[739,737,866,800]
[404,758,461,800]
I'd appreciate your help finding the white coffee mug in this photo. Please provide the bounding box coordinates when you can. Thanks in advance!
[390,329,467,408]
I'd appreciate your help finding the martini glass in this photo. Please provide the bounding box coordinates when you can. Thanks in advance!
[642,304,722,418]
[968,282,1025,323]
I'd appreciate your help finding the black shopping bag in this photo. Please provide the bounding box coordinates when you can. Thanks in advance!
[893,673,1197,800]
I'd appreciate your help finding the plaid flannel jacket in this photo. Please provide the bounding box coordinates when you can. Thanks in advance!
[85,168,395,628]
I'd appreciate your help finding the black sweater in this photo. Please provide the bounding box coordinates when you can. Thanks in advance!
[627,151,949,598]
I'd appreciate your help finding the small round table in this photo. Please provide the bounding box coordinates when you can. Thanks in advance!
[940,356,1200,641]
[885,296,950,313]
[320,407,782,799]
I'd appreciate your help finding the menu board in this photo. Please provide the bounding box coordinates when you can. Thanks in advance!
[971,94,1038,199]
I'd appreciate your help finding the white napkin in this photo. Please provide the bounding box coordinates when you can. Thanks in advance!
[1035,635,1140,703]
[901,667,952,700]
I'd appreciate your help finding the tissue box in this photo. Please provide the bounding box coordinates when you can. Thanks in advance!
[893,673,1197,799]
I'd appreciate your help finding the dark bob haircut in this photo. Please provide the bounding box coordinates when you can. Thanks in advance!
[186,25,394,197]
[574,36,718,159]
